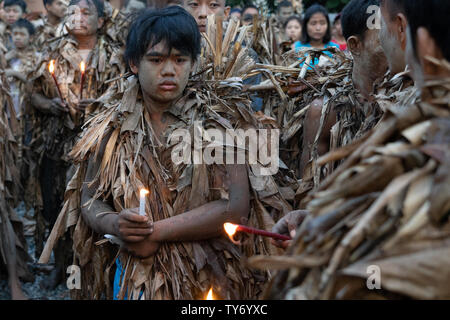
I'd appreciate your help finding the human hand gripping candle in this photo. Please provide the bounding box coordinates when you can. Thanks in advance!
[102,188,149,247]
[223,222,291,244]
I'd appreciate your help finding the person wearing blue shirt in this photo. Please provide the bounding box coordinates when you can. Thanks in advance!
[294,4,339,67]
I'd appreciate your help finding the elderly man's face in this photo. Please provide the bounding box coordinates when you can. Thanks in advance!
[66,0,102,38]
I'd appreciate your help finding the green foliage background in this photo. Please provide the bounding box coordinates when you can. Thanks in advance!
[226,0,351,13]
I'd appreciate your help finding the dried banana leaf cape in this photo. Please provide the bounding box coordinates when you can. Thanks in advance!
[102,1,132,48]
[262,61,450,300]
[40,19,292,300]
[6,48,42,122]
[0,68,32,280]
[34,17,66,48]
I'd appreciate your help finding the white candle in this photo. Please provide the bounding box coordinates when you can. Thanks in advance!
[139,189,149,216]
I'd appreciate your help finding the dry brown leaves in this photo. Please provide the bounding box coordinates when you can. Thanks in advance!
[254,67,450,299]
[40,16,293,300]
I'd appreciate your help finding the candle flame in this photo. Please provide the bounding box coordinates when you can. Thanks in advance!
[48,60,55,74]
[206,287,214,300]
[80,61,86,73]
[140,189,149,197]
[224,222,239,237]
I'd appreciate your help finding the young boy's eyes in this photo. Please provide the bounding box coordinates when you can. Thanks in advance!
[149,57,162,63]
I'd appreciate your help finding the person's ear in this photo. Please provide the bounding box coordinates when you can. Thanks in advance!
[129,60,139,74]
[223,6,230,19]
[416,26,443,77]
[395,13,408,51]
[347,35,362,57]
[97,17,104,29]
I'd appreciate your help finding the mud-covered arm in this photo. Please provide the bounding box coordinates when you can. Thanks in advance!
[152,164,250,242]
[80,133,153,241]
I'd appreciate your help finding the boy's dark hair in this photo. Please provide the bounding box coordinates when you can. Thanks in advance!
[43,0,54,7]
[242,4,258,15]
[283,15,302,30]
[4,0,27,12]
[402,0,450,61]
[341,0,379,41]
[230,8,241,15]
[69,0,104,17]
[124,6,201,68]
[277,0,293,12]
[12,17,35,35]
[300,4,331,44]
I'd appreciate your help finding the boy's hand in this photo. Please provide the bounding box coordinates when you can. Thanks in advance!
[114,208,154,243]
[271,210,309,249]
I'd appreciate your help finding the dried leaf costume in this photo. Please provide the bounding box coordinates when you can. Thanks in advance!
[254,48,417,205]
[28,33,126,257]
[34,17,66,49]
[40,18,291,300]
[257,60,450,300]
[0,66,33,282]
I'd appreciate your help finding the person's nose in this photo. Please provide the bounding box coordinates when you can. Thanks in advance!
[161,61,176,76]
[198,4,208,19]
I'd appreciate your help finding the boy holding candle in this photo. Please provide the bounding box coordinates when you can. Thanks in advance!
[28,0,125,288]
[39,6,290,299]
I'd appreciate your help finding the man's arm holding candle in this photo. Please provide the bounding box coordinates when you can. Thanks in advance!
[80,134,154,242]
[125,164,250,258]
[30,92,68,115]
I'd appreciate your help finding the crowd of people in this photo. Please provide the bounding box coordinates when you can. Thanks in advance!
[0,0,448,300]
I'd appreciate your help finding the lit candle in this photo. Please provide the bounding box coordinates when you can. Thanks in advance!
[139,189,149,216]
[48,60,64,102]
[205,287,214,300]
[224,222,291,243]
[79,61,86,100]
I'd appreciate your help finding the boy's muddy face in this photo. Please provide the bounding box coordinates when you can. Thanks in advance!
[12,26,30,49]
[4,5,23,25]
[184,0,229,33]
[360,29,389,82]
[47,0,68,19]
[379,2,406,74]
[131,41,193,107]
[278,6,294,25]
[66,0,101,37]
